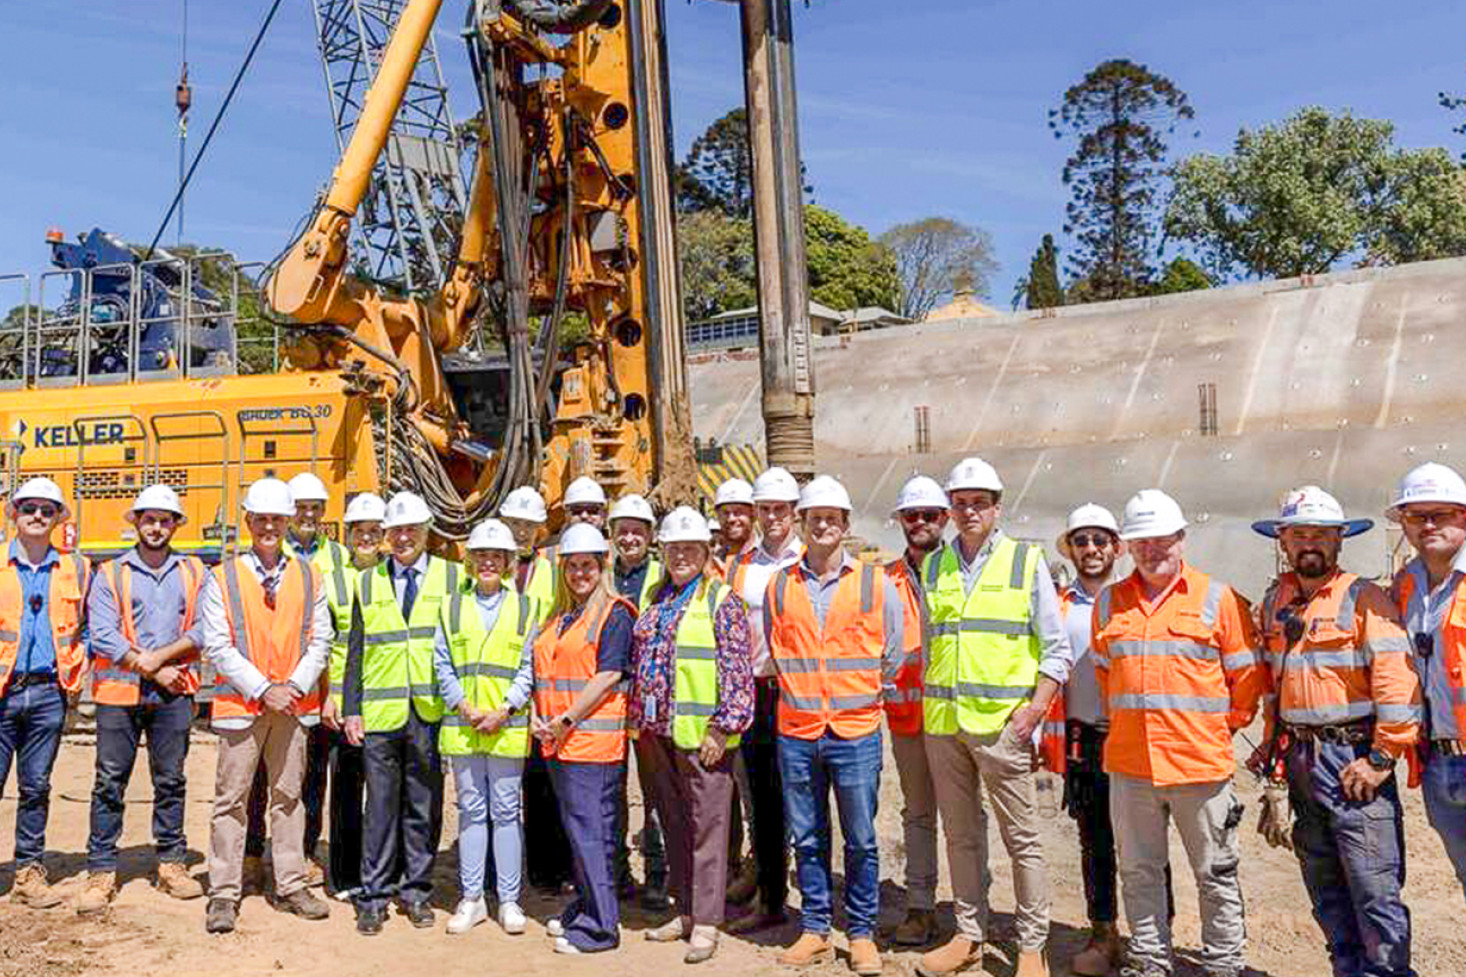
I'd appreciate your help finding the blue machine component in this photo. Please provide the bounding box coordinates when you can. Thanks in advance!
[45,228,235,377]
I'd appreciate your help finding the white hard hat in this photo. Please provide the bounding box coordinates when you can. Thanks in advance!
[894,475,949,512]
[564,476,608,508]
[1388,462,1466,518]
[558,522,610,557]
[1056,503,1120,559]
[343,492,386,524]
[1254,485,1373,539]
[708,517,721,532]
[287,472,330,504]
[382,491,433,529]
[9,476,70,520]
[1118,489,1187,541]
[127,484,186,524]
[241,478,295,517]
[500,485,548,524]
[608,493,655,525]
[945,457,1003,494]
[797,474,853,512]
[752,466,800,503]
[659,506,712,544]
[467,518,517,552]
[714,478,755,508]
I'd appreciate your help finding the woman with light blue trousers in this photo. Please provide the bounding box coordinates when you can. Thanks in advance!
[433,519,539,936]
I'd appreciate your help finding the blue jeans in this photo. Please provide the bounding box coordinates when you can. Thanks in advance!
[86,694,194,871]
[549,759,621,951]
[1286,738,1414,977]
[1421,751,1466,902]
[450,753,525,904]
[777,729,882,938]
[0,681,66,867]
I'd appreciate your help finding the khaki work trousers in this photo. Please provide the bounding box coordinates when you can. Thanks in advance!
[890,731,939,912]
[209,712,309,902]
[1110,773,1246,976]
[925,726,1050,950]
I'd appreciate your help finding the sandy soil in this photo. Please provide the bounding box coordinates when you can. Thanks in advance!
[2,725,1464,977]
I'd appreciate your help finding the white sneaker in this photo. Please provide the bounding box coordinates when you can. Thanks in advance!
[498,902,526,936]
[547,918,565,938]
[446,897,488,935]
[554,936,581,955]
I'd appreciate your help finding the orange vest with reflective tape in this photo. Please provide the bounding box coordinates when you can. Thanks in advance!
[883,557,924,736]
[0,550,90,694]
[210,554,322,721]
[1039,587,1077,773]
[767,561,885,741]
[92,555,206,705]
[1392,568,1466,787]
[532,594,632,763]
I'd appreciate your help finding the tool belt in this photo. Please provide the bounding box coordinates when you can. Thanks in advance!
[1284,719,1374,745]
[1429,738,1466,758]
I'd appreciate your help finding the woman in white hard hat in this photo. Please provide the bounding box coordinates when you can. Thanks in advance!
[631,507,754,964]
[433,519,537,938]
[530,523,636,954]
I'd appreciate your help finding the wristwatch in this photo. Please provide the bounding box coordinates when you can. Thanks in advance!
[1366,748,1394,771]
[558,714,575,730]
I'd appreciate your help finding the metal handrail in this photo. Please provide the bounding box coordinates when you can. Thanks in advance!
[150,410,232,545]
[70,414,149,530]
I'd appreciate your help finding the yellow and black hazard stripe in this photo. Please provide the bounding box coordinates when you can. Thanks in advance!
[696,442,764,507]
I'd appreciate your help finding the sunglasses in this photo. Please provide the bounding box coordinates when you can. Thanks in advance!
[1068,532,1114,549]
[18,503,57,519]
[1400,508,1465,527]
[900,509,944,524]
[566,505,602,517]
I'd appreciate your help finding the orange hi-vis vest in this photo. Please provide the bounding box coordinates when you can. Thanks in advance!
[1092,563,1266,786]
[1039,586,1079,774]
[0,550,90,695]
[210,553,323,721]
[92,554,206,705]
[767,560,886,741]
[1392,568,1466,744]
[883,557,925,736]
[533,594,632,763]
[1261,571,1420,757]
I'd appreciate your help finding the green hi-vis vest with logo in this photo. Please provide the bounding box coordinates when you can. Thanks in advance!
[439,588,534,757]
[357,555,458,731]
[921,536,1041,736]
[671,579,741,750]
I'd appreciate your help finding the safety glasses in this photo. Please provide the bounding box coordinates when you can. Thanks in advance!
[1068,532,1115,550]
[18,503,57,519]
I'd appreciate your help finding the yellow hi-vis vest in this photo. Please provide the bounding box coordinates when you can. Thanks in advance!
[357,555,458,731]
[921,536,1041,736]
[634,558,667,613]
[439,588,534,758]
[521,548,555,625]
[312,543,359,711]
[671,579,741,751]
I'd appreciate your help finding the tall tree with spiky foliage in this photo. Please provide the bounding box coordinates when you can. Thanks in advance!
[1049,59,1195,301]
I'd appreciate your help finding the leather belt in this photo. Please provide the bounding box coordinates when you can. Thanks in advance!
[7,671,58,691]
[1285,720,1374,745]
[1430,739,1466,758]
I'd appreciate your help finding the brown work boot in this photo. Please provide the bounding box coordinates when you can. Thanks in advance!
[725,857,758,905]
[272,888,330,920]
[156,862,204,901]
[915,936,981,977]
[242,855,267,896]
[1071,923,1121,976]
[849,937,883,976]
[779,931,834,967]
[74,872,118,915]
[10,864,64,908]
[1015,948,1049,977]
[892,907,938,946]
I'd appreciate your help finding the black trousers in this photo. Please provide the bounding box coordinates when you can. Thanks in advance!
[247,721,330,859]
[524,750,573,889]
[739,676,787,915]
[360,710,442,910]
[327,727,365,893]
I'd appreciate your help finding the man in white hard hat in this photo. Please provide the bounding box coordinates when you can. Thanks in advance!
[884,475,949,947]
[343,491,457,935]
[563,476,609,529]
[1250,486,1419,977]
[916,457,1073,977]
[1041,503,1145,975]
[500,485,555,623]
[319,492,386,900]
[1387,462,1466,901]
[724,466,804,935]
[764,475,904,975]
[201,478,332,933]
[1089,489,1265,977]
[0,477,88,909]
[606,492,668,909]
[76,484,207,913]
[713,477,758,577]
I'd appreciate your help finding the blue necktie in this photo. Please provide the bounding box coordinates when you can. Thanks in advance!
[401,566,418,620]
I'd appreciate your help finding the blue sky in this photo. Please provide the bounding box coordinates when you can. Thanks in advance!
[2,0,1463,311]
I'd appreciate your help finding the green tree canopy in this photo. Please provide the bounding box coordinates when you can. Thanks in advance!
[877,216,998,319]
[1164,107,1466,279]
[676,109,754,218]
[804,205,900,313]
[677,209,757,321]
[1018,234,1064,309]
[1152,256,1211,294]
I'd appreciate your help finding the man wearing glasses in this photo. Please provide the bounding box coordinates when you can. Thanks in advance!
[0,477,89,909]
[1387,462,1466,901]
[916,458,1073,977]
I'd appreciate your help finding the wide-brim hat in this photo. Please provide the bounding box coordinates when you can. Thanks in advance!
[1252,485,1372,539]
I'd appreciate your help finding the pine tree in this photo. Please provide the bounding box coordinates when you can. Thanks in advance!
[1025,234,1064,309]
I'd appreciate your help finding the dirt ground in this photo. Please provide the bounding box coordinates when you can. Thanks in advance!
[2,726,1464,977]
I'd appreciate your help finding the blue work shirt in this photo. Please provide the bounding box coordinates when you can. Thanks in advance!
[87,549,205,664]
[10,540,60,675]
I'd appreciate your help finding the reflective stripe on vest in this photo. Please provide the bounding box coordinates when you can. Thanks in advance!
[921,538,1039,735]
[211,554,320,718]
[93,555,204,705]
[440,588,532,758]
[671,580,741,751]
[356,556,458,731]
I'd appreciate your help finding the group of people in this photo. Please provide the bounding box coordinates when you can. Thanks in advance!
[0,454,1463,977]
